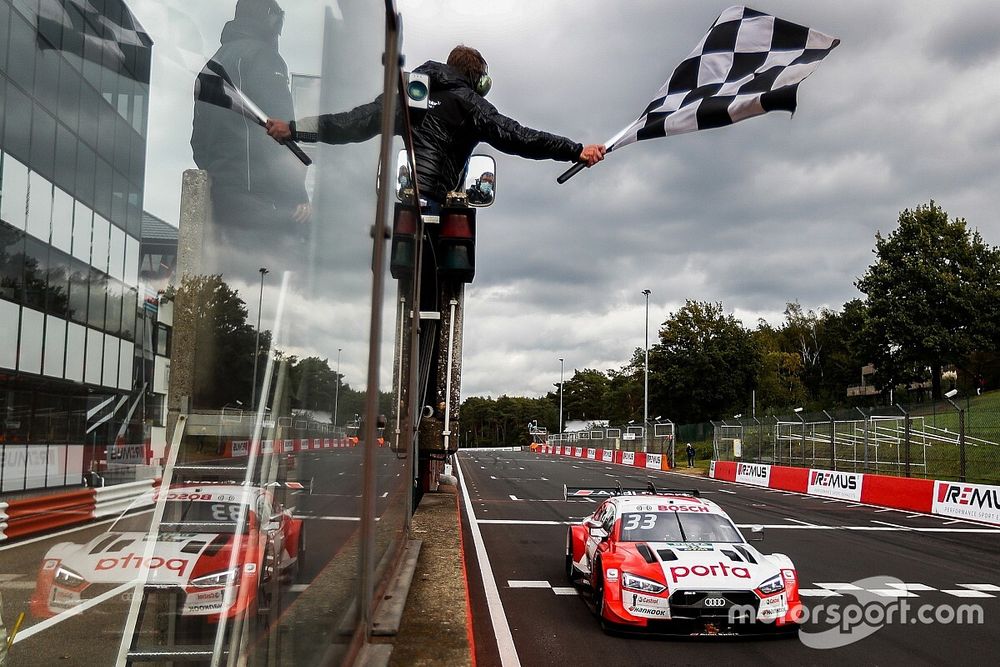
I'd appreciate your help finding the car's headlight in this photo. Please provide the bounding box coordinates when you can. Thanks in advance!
[54,565,86,588]
[621,572,666,594]
[190,568,239,588]
[757,574,785,596]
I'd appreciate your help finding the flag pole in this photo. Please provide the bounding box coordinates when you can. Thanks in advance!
[556,126,630,184]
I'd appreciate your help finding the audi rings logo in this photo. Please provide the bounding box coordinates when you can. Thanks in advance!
[704,597,727,608]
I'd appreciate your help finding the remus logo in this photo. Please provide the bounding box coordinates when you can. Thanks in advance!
[807,469,863,501]
[937,484,999,509]
[735,463,771,487]
[737,463,768,478]
[811,471,858,490]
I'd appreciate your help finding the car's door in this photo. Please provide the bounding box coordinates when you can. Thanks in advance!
[585,502,612,568]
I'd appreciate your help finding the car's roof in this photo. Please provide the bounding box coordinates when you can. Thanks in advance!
[610,494,725,514]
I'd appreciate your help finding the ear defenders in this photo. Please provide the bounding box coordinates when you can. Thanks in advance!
[474,66,492,97]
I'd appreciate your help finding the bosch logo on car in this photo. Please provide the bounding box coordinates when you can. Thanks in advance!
[810,471,858,490]
[657,504,710,512]
[668,562,751,583]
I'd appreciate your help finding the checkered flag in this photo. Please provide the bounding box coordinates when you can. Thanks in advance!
[559,6,839,182]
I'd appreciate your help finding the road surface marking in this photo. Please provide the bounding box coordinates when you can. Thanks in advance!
[798,589,842,597]
[456,456,521,667]
[509,495,519,501]
[943,589,995,598]
[551,587,579,596]
[959,584,1000,591]
[817,583,863,591]
[886,583,936,591]
[868,589,919,597]
[507,580,550,588]
[785,518,818,527]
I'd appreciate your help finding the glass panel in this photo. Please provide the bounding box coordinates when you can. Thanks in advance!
[87,267,106,330]
[66,258,89,324]
[124,234,138,286]
[1,154,29,230]
[26,170,52,241]
[45,245,69,317]
[91,212,110,273]
[44,314,66,378]
[18,305,44,374]
[23,235,48,310]
[65,320,86,382]
[108,222,125,280]
[84,327,102,385]
[71,200,92,262]
[2,78,32,163]
[103,333,118,388]
[0,222,25,303]
[118,339,133,390]
[105,277,123,337]
[121,285,137,342]
[0,299,17,369]
[51,184,74,254]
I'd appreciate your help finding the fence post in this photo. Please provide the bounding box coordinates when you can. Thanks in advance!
[945,396,967,481]
[896,404,911,477]
[856,407,867,473]
[823,410,835,471]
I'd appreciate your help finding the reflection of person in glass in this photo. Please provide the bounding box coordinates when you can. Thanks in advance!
[466,171,494,205]
[264,45,604,211]
[191,0,310,247]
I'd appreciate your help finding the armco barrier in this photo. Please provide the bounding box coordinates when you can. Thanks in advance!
[93,479,157,518]
[710,461,996,525]
[534,443,672,472]
[1,488,96,541]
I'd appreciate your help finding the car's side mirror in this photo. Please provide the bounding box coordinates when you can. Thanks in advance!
[264,521,281,533]
[749,525,764,542]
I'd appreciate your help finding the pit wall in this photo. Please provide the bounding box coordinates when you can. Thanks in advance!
[531,443,672,471]
[710,461,1000,527]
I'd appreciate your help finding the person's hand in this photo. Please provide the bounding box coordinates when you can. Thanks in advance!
[266,119,292,142]
[580,144,606,167]
[292,202,312,224]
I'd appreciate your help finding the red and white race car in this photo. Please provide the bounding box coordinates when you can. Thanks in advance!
[31,483,304,621]
[565,483,801,636]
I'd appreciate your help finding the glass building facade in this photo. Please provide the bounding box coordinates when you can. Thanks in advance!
[1,0,151,485]
[0,1,417,664]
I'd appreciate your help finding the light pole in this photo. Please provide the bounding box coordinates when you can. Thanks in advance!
[558,357,564,434]
[642,288,651,453]
[333,347,342,428]
[250,267,269,408]
[944,389,966,481]
[793,407,805,464]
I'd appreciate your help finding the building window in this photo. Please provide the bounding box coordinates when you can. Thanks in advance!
[155,323,171,357]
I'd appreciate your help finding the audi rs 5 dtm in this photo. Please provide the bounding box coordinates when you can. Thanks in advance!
[31,483,304,622]
[565,482,801,636]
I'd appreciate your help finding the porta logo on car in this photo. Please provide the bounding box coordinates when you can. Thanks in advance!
[668,562,751,583]
[96,553,188,573]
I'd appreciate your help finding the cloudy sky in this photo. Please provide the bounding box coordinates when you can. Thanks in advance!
[132,0,1000,401]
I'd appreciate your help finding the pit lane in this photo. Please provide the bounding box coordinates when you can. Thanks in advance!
[458,449,1000,666]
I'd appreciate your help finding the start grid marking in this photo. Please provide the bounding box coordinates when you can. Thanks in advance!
[507,580,999,600]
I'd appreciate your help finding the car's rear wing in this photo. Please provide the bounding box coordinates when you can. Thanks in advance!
[563,480,700,501]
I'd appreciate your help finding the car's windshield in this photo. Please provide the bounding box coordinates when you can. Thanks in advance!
[619,512,743,543]
[110,501,248,534]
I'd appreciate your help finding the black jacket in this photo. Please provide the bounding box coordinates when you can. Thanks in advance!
[291,61,583,202]
[191,19,308,208]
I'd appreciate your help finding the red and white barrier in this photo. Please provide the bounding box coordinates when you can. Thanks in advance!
[532,443,673,472]
[709,461,999,526]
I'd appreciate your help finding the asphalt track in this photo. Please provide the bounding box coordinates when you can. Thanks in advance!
[457,449,1000,666]
[0,446,409,666]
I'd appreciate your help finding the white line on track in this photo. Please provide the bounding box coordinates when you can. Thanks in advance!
[13,580,135,644]
[509,495,519,501]
[785,518,818,526]
[456,456,521,667]
[871,520,912,530]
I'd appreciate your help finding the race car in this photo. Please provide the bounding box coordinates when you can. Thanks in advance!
[565,482,801,636]
[31,483,304,622]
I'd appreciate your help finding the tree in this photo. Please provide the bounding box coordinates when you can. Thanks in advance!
[545,368,610,424]
[856,202,1000,399]
[168,274,260,410]
[648,300,759,423]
